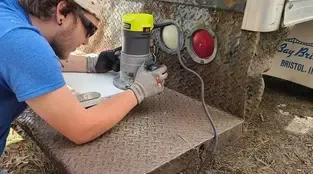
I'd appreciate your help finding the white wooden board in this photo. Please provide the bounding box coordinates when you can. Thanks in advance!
[62,72,124,97]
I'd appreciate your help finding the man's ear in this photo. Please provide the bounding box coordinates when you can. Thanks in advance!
[55,1,69,25]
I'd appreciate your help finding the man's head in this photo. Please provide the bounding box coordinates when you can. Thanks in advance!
[19,0,103,59]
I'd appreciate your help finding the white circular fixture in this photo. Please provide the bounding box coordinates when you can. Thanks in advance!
[155,19,184,55]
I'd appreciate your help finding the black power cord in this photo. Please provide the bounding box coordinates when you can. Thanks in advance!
[154,22,218,173]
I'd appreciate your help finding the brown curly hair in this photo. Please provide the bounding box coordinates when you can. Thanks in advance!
[18,0,82,20]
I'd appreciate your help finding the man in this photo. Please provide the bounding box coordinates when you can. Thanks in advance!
[0,0,168,156]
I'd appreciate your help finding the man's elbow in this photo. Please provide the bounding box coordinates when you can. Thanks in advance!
[66,125,107,145]
[70,136,89,145]
[67,132,93,145]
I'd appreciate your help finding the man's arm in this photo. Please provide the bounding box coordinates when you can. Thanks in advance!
[26,86,137,144]
[26,63,168,144]
[61,48,121,73]
[60,54,88,72]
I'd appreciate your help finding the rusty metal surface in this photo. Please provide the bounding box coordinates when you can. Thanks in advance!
[16,88,243,174]
[244,28,291,116]
[77,1,290,118]
[158,0,247,12]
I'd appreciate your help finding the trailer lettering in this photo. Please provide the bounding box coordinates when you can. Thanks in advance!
[308,67,313,75]
[295,47,309,58]
[278,43,313,60]
[280,59,306,73]
[278,43,294,57]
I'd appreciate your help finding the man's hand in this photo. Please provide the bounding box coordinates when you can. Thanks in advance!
[86,47,121,73]
[130,62,168,104]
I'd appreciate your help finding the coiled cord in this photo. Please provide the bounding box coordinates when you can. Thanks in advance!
[155,22,218,173]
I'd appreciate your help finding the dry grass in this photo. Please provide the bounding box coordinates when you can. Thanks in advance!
[208,84,313,174]
[0,125,58,174]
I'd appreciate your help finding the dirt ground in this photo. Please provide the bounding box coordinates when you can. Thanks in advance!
[1,78,313,174]
[209,77,313,174]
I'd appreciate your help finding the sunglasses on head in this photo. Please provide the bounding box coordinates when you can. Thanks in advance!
[78,11,98,38]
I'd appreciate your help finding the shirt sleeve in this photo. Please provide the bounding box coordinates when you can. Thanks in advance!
[0,26,66,102]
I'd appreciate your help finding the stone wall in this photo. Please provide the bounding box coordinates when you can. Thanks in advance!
[77,0,290,118]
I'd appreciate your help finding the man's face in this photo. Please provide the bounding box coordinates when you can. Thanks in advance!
[52,2,99,59]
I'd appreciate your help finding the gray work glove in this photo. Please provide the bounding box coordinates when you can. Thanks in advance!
[129,62,168,104]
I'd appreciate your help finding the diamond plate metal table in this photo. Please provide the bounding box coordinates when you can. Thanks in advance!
[16,88,243,174]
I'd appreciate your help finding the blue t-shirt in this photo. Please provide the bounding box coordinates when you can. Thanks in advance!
[0,0,66,155]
